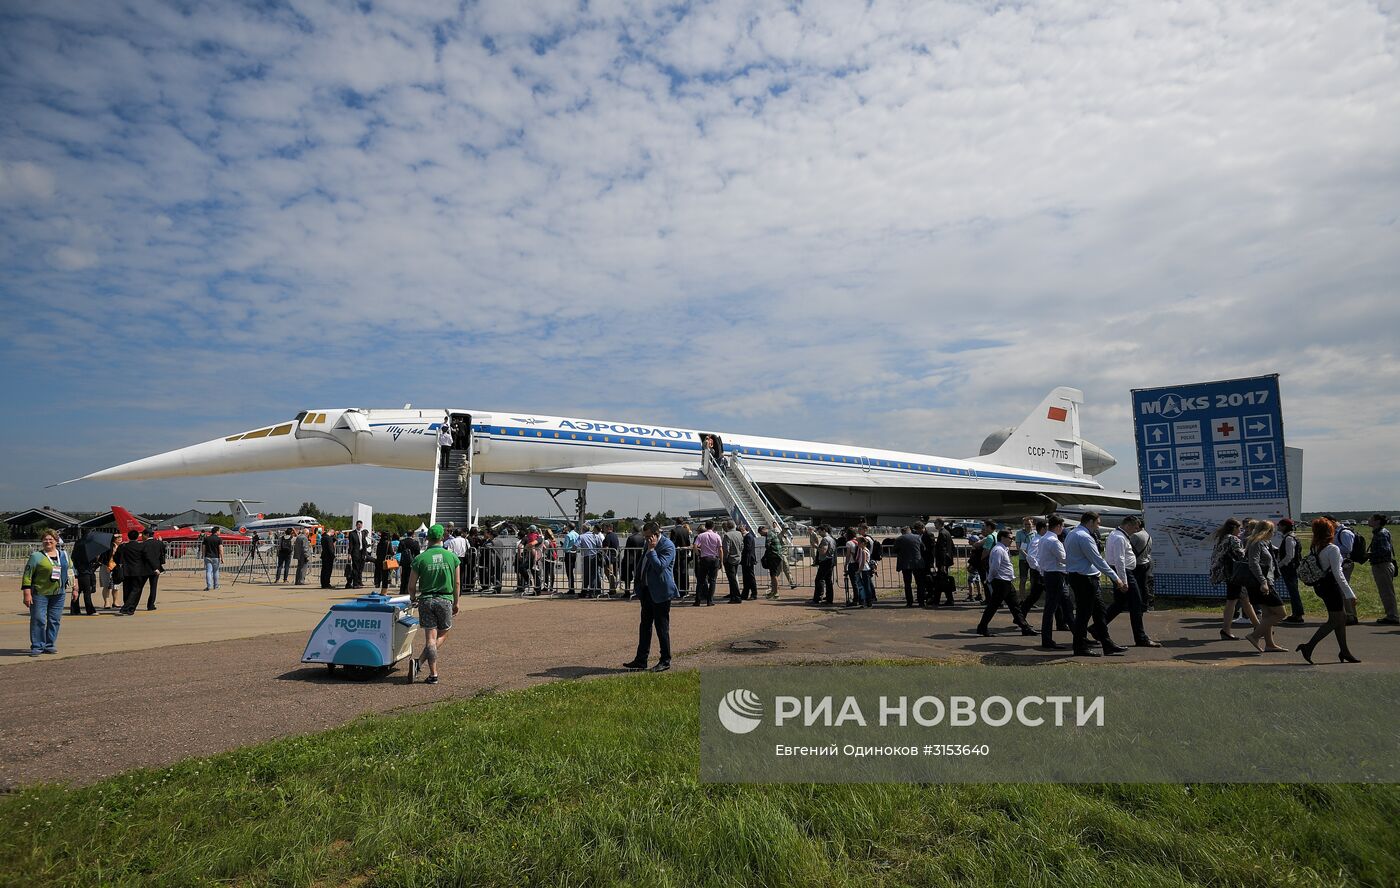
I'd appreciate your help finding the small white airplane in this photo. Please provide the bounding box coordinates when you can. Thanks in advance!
[60,387,1138,521]
[196,499,320,534]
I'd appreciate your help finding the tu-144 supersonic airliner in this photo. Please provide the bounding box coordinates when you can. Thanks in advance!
[60,387,1138,521]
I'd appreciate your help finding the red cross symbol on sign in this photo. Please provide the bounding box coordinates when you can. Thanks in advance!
[1217,422,1235,437]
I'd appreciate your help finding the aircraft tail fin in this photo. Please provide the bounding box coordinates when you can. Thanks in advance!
[111,505,147,538]
[969,387,1085,478]
[196,499,262,525]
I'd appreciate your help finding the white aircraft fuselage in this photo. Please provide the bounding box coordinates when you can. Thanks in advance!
[65,390,1138,520]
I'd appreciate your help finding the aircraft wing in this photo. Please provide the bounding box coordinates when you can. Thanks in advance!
[494,459,1139,513]
[737,460,1141,514]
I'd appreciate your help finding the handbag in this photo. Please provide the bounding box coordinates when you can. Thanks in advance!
[384,557,399,570]
[1229,559,1255,587]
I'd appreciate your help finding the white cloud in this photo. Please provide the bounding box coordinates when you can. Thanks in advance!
[0,160,55,202]
[1,0,1398,515]
[47,245,97,270]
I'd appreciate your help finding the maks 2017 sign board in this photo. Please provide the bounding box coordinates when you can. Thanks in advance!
[1131,375,1290,598]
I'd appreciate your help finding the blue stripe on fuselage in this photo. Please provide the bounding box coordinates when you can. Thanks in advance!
[404,422,1094,489]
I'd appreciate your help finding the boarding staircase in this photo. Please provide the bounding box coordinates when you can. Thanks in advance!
[431,450,472,529]
[702,450,789,546]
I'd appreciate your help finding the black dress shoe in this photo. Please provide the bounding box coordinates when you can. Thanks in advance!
[1073,648,1100,657]
[1019,627,1037,636]
[650,661,671,672]
[1038,642,1065,650]
[975,627,992,637]
[1136,639,1162,648]
[1103,642,1128,655]
[622,661,646,670]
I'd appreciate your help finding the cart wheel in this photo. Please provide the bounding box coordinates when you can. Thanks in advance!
[407,657,419,684]
[326,663,336,673]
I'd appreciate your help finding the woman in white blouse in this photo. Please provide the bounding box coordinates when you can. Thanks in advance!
[1297,517,1360,664]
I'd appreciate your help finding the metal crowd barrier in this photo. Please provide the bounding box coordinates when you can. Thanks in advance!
[0,539,979,598]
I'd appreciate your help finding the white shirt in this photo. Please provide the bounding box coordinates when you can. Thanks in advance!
[446,535,468,557]
[1319,543,1357,600]
[437,425,453,447]
[988,543,1014,581]
[1025,532,1041,572]
[1037,531,1066,572]
[1104,528,1137,585]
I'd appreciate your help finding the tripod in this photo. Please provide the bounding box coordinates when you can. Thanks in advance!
[231,542,275,586]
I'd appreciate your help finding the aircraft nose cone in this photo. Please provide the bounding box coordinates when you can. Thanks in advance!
[61,424,352,483]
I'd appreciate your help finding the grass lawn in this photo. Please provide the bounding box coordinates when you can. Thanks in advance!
[2,671,1397,887]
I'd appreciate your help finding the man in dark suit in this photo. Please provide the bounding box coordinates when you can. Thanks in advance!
[398,530,421,595]
[320,529,337,589]
[624,521,676,673]
[919,521,939,609]
[117,529,150,615]
[741,523,758,600]
[142,531,166,610]
[669,518,692,594]
[346,521,366,588]
[623,524,647,600]
[932,519,957,606]
[895,525,926,607]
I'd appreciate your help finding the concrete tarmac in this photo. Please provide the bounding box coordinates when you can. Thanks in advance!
[4,576,1397,788]
[0,575,522,664]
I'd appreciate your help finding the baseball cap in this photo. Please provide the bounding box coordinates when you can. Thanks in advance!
[429,523,444,540]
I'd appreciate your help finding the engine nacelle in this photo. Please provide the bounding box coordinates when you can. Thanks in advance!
[979,427,1117,476]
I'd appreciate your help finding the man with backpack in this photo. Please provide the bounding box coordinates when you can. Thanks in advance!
[1335,519,1359,580]
[1369,514,1397,625]
[275,529,294,583]
[1277,518,1306,623]
[1329,516,1361,625]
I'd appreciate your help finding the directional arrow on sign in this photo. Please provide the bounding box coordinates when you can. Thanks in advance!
[1248,420,1267,432]
[1253,446,1268,461]
[1252,474,1274,487]
[1151,428,1165,443]
[1153,453,1167,468]
[1153,479,1171,490]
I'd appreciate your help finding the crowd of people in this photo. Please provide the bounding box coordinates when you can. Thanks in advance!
[18,509,1395,670]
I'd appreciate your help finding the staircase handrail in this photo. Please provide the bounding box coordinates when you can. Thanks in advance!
[701,449,748,525]
[727,453,786,535]
[704,450,788,541]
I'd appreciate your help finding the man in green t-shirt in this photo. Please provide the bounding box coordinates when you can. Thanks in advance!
[407,524,460,685]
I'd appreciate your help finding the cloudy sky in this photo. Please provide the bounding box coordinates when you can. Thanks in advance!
[2,0,1397,519]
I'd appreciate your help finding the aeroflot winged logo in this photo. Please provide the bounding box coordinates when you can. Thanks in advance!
[718,689,764,734]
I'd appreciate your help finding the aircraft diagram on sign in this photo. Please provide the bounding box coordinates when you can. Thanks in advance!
[58,387,1140,521]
